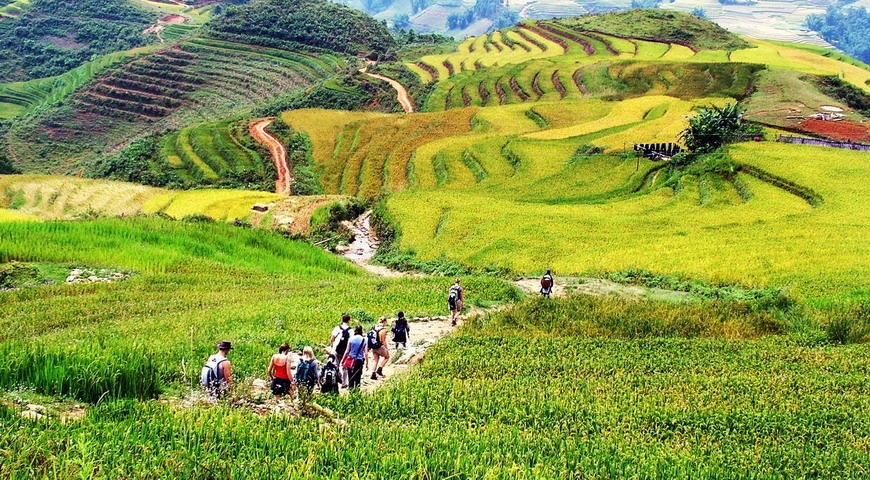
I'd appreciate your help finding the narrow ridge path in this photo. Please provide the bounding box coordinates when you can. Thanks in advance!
[360,66,414,113]
[250,118,292,195]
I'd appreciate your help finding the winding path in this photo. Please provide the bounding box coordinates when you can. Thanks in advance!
[360,67,414,113]
[249,118,292,195]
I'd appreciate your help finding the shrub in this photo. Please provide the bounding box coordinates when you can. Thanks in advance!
[680,103,762,153]
[823,302,869,344]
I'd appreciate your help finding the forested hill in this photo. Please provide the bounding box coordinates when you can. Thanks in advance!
[0,0,153,82]
[209,0,397,57]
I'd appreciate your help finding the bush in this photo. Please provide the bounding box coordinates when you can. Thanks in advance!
[680,103,762,153]
[823,303,869,344]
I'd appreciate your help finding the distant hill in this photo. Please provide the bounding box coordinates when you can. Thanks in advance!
[209,0,397,56]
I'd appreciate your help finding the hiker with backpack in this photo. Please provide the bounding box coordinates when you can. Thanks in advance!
[448,279,464,326]
[268,343,294,397]
[328,314,352,387]
[541,270,554,298]
[295,346,320,394]
[342,325,367,389]
[319,354,340,394]
[368,317,391,380]
[392,311,410,349]
[200,341,233,398]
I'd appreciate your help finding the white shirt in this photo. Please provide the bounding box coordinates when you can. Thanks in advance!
[331,324,351,350]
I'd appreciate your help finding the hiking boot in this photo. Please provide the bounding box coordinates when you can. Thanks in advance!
[370,373,378,380]
[376,367,384,377]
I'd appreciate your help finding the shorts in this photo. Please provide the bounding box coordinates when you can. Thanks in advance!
[271,377,292,396]
[449,300,463,312]
[371,345,390,357]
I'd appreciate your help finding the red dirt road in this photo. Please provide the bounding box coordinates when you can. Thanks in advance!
[249,118,291,195]
[360,66,414,113]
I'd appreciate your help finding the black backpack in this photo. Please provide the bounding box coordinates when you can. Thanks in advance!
[336,324,351,352]
[321,363,339,391]
[367,327,383,350]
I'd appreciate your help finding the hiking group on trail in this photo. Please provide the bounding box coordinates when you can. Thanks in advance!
[201,273,553,398]
[202,312,411,398]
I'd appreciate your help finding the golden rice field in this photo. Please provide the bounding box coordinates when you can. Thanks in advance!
[385,142,868,302]
[283,96,724,197]
[0,175,331,229]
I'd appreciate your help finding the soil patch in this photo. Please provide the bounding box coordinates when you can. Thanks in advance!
[800,118,870,141]
[159,14,188,24]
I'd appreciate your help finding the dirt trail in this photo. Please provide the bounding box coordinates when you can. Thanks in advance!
[359,66,414,113]
[249,118,292,195]
[337,211,405,277]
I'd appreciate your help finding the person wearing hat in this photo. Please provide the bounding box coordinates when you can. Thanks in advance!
[201,341,233,397]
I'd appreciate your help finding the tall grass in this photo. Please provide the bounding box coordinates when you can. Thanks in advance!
[0,344,163,402]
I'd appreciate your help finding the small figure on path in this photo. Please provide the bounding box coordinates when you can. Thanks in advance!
[368,317,391,380]
[200,341,233,398]
[295,346,320,394]
[268,343,293,397]
[392,311,410,349]
[448,279,464,326]
[320,354,340,394]
[342,326,368,390]
[541,270,554,298]
[329,314,353,387]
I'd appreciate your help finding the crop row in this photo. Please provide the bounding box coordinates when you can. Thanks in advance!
[160,118,268,182]
[428,61,761,110]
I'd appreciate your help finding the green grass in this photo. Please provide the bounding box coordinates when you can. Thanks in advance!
[0,287,865,477]
[0,217,517,400]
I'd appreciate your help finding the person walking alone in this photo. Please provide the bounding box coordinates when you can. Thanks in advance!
[448,279,464,326]
[540,270,554,298]
[392,312,409,349]
[368,317,391,380]
[329,314,352,387]
[200,341,233,398]
[342,326,367,390]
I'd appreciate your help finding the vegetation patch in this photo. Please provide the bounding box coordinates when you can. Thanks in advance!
[553,9,751,51]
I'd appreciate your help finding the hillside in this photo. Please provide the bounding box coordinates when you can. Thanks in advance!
[209,0,397,56]
[0,0,400,176]
[0,7,869,480]
[0,0,154,82]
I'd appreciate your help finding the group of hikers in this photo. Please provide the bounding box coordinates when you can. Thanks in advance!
[201,274,553,398]
[201,311,412,398]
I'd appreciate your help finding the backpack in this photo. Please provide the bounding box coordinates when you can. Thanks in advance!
[296,360,316,387]
[448,285,460,300]
[541,275,553,289]
[320,363,339,391]
[200,356,226,388]
[367,327,383,350]
[336,324,351,352]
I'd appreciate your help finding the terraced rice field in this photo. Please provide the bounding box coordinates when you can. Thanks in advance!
[408,21,870,109]
[385,142,868,302]
[6,36,344,173]
[160,117,269,182]
[0,46,160,119]
[283,96,718,197]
